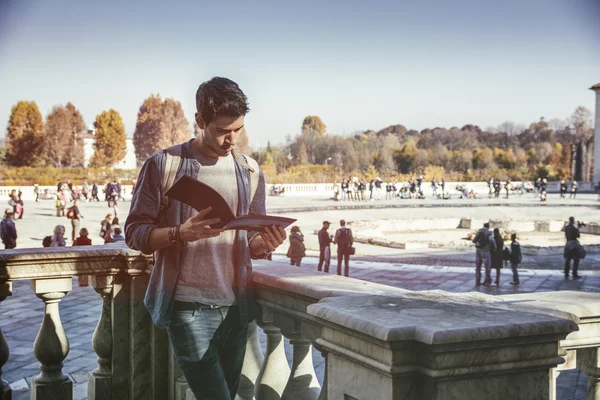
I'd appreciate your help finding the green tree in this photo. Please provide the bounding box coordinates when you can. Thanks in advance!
[5,101,45,166]
[91,109,126,167]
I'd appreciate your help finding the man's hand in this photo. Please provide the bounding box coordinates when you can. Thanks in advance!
[250,225,287,256]
[178,207,225,242]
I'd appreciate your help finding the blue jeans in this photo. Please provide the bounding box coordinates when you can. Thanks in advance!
[475,248,491,284]
[167,302,247,400]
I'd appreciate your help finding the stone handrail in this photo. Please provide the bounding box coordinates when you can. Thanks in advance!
[2,247,600,400]
[244,263,600,400]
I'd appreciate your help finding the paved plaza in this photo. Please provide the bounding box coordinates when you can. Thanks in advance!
[1,194,599,399]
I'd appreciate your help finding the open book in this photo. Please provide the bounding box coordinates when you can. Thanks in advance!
[164,175,296,231]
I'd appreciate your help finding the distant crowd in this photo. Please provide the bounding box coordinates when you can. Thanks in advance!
[0,177,138,285]
[332,176,450,201]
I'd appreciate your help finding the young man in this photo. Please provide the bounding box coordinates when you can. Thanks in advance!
[125,77,286,399]
[334,219,353,277]
[317,220,332,273]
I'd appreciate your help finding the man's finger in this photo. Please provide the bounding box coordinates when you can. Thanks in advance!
[191,207,213,220]
[198,218,222,227]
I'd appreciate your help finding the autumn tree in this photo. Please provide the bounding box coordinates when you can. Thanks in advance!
[134,95,190,161]
[91,109,126,167]
[569,106,593,139]
[5,101,45,166]
[44,103,85,167]
[301,115,327,136]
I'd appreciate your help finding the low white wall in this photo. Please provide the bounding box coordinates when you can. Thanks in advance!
[267,181,596,197]
[0,185,134,201]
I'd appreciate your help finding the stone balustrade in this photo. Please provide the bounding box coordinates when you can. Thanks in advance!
[1,247,600,399]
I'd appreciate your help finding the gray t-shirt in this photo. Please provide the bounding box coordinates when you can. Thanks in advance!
[174,150,238,306]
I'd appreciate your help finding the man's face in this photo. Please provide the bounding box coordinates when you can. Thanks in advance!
[324,223,330,230]
[196,114,245,158]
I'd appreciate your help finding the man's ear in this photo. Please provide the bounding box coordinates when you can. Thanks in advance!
[195,113,206,130]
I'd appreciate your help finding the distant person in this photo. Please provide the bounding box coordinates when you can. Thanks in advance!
[73,227,92,286]
[491,228,504,286]
[113,198,119,218]
[570,181,578,199]
[564,216,582,279]
[286,226,306,266]
[109,227,125,243]
[334,219,354,277]
[8,189,19,216]
[91,181,100,201]
[82,180,90,201]
[50,225,66,247]
[368,180,374,200]
[472,222,496,286]
[67,199,84,242]
[317,221,332,273]
[375,177,382,200]
[431,178,438,198]
[100,214,113,243]
[560,180,567,199]
[509,233,522,285]
[33,184,40,202]
[0,208,17,249]
[441,177,446,195]
[504,179,510,199]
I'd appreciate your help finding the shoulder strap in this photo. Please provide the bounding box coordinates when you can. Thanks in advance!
[160,146,183,214]
[235,151,259,203]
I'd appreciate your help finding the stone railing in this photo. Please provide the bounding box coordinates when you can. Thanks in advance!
[2,247,600,399]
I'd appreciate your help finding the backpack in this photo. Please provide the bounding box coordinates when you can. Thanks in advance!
[502,246,511,261]
[474,229,489,248]
[337,228,351,249]
[0,220,6,242]
[66,207,75,219]
[42,236,52,247]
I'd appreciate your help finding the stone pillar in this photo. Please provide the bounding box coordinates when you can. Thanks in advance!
[281,335,320,400]
[30,277,73,400]
[577,347,600,399]
[591,84,600,184]
[254,323,290,399]
[237,321,264,400]
[111,273,131,400]
[88,275,114,400]
[0,282,12,400]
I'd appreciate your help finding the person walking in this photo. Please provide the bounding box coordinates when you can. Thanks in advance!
[91,181,100,201]
[50,225,66,247]
[472,222,496,286]
[317,221,332,273]
[334,219,353,277]
[124,76,286,399]
[0,208,17,249]
[33,184,40,202]
[67,199,84,242]
[286,226,306,266]
[73,228,92,286]
[564,216,582,279]
[570,181,578,199]
[509,233,522,285]
[560,180,567,199]
[431,178,438,198]
[490,228,504,286]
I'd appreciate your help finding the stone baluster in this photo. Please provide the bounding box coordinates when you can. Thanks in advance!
[577,347,600,399]
[254,323,290,399]
[30,277,73,400]
[0,282,12,400]
[314,344,328,400]
[88,275,114,400]
[281,333,320,400]
[237,320,265,400]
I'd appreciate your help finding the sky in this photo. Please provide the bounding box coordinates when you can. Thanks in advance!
[0,0,599,147]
